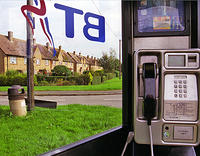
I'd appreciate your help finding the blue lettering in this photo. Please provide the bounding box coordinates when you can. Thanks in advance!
[54,3,83,38]
[83,13,105,42]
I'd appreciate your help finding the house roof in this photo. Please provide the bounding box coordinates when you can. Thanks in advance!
[37,44,58,61]
[68,52,82,64]
[0,34,26,57]
[62,51,75,63]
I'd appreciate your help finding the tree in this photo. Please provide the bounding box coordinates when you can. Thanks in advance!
[52,65,72,76]
[99,48,120,73]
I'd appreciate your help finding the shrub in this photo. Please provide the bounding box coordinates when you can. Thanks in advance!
[75,75,85,85]
[38,81,49,86]
[114,70,119,77]
[52,65,72,76]
[4,74,38,86]
[105,73,115,80]
[0,75,7,86]
[92,76,101,85]
[94,70,104,76]
[36,74,46,82]
[6,70,20,77]
[45,76,66,83]
[102,75,107,82]
[66,76,77,82]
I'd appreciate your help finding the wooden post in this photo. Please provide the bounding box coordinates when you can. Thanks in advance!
[27,0,35,111]
[119,40,122,79]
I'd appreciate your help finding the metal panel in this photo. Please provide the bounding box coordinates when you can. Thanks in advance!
[134,36,189,51]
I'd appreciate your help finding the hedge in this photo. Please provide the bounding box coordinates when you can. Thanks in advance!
[92,76,101,85]
[105,73,116,80]
[0,74,38,86]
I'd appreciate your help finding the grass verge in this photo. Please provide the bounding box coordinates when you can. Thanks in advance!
[0,104,122,156]
[0,78,122,91]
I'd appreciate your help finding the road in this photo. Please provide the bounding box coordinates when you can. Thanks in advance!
[0,95,122,108]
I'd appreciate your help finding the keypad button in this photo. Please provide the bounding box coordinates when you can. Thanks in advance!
[183,89,187,93]
[179,94,182,98]
[174,85,178,88]
[184,94,187,98]
[178,80,182,84]
[174,80,178,84]
[179,89,182,93]
[174,89,177,93]
[174,94,178,98]
[183,85,187,88]
[183,80,187,84]
[179,85,182,88]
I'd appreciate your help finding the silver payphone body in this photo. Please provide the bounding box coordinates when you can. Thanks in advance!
[134,49,200,146]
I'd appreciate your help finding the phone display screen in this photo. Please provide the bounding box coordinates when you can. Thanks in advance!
[168,55,185,67]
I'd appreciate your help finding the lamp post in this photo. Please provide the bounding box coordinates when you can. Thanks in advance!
[26,0,35,111]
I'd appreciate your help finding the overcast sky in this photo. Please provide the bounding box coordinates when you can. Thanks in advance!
[0,0,121,58]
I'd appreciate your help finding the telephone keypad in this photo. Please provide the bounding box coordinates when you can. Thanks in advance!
[173,78,187,98]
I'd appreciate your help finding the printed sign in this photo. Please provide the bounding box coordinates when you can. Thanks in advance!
[153,16,171,30]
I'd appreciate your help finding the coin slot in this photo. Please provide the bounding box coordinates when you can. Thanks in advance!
[188,55,196,63]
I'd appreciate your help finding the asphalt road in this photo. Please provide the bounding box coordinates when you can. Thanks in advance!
[0,94,122,108]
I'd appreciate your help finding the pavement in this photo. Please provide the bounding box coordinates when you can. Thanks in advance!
[0,90,122,96]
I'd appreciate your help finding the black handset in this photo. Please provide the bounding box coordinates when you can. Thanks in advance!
[142,63,157,125]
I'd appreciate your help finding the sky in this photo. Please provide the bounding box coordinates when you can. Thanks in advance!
[0,0,121,59]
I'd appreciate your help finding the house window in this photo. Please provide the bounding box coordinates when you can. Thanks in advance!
[45,60,49,66]
[59,61,62,65]
[24,58,27,64]
[65,62,68,65]
[10,57,16,64]
[53,61,56,65]
[36,59,40,65]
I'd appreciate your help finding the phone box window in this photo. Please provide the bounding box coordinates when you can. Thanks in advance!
[137,0,185,33]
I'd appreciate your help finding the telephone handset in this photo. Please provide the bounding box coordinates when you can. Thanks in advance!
[142,63,157,125]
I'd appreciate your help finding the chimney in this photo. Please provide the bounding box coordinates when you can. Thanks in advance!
[87,55,89,59]
[91,56,93,59]
[33,38,36,46]
[59,45,62,52]
[94,57,96,60]
[46,42,50,50]
[8,31,13,42]
[79,52,81,56]
[73,51,76,55]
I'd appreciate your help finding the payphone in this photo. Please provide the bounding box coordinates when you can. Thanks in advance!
[133,49,200,151]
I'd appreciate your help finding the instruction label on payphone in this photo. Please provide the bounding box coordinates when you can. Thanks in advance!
[164,74,198,121]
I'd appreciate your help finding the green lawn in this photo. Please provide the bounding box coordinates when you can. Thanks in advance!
[0,104,122,156]
[0,78,122,91]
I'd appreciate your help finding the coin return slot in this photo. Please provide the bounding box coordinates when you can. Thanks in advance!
[188,56,196,63]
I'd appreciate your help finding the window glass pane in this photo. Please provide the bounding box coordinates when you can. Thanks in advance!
[10,57,17,64]
[138,0,185,32]
[0,0,122,155]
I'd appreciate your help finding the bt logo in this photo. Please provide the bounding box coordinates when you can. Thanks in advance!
[54,4,105,43]
[21,0,105,54]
